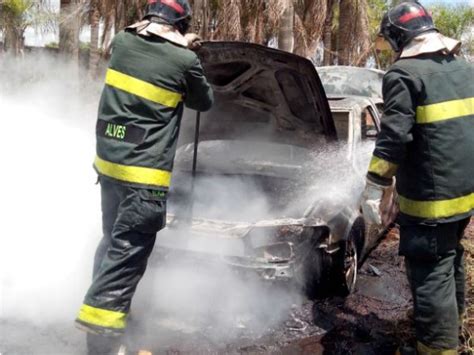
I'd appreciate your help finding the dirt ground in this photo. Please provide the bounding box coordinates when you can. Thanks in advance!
[123,220,474,355]
[125,229,411,355]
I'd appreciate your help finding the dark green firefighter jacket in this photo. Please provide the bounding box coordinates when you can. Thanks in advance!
[94,30,213,191]
[367,53,474,223]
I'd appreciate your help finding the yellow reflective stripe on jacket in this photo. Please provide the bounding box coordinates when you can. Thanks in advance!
[94,156,172,187]
[399,192,474,219]
[105,69,182,108]
[368,156,398,179]
[416,97,474,124]
[77,304,127,329]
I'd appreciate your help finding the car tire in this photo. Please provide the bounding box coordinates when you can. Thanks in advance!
[331,220,364,297]
[299,219,364,300]
[301,240,358,300]
[297,244,333,300]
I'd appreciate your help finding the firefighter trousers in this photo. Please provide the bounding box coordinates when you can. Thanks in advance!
[399,217,470,351]
[76,177,166,333]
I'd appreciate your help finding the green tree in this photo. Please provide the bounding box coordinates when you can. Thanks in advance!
[430,4,474,59]
[0,0,53,55]
[337,0,371,65]
[0,0,31,55]
[58,0,81,64]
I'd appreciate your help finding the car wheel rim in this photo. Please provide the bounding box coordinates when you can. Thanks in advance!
[344,238,357,291]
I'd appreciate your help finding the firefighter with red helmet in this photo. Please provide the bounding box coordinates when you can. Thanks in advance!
[363,2,474,354]
[74,0,213,351]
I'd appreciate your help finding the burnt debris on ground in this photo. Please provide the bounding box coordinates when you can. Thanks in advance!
[125,223,474,354]
[123,227,414,354]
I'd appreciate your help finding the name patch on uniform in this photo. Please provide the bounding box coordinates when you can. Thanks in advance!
[96,120,145,144]
[105,123,126,139]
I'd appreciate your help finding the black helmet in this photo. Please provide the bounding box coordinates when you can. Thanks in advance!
[379,2,437,52]
[145,0,192,34]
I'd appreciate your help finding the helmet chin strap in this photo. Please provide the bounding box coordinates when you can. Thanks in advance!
[176,19,190,34]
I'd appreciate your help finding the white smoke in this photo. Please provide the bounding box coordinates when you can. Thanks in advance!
[0,54,102,353]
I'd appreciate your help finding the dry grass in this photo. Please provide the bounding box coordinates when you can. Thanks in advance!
[460,220,474,354]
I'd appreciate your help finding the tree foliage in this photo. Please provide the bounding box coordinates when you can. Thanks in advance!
[0,0,54,55]
[430,4,474,39]
[337,0,371,65]
[2,0,473,65]
[430,4,474,59]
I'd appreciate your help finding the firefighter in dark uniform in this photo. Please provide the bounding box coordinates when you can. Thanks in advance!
[361,2,474,354]
[74,0,213,348]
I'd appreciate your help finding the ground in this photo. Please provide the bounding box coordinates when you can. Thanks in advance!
[1,221,473,355]
[124,221,474,355]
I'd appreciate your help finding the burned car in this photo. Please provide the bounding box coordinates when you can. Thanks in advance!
[155,43,393,299]
[317,66,385,148]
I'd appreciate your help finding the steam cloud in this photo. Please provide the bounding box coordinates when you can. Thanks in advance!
[0,54,101,354]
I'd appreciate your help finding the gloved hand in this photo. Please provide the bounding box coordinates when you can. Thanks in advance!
[361,179,386,225]
[185,33,202,51]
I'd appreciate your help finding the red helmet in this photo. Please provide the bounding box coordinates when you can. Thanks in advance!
[145,0,192,34]
[379,2,437,52]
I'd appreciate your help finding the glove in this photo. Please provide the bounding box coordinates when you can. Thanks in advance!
[361,179,385,225]
[184,33,202,51]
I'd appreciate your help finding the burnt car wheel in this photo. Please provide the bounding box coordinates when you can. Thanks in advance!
[299,247,333,300]
[300,238,358,300]
[298,219,364,300]
[338,233,358,296]
[331,219,364,297]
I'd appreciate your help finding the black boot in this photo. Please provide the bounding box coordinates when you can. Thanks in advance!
[86,333,125,355]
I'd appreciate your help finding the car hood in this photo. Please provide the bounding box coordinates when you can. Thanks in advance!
[174,139,311,179]
[194,41,337,147]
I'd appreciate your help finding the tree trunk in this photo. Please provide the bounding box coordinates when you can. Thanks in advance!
[4,27,24,56]
[201,0,209,39]
[322,0,335,66]
[337,0,352,65]
[200,0,210,40]
[191,0,210,39]
[89,0,101,77]
[101,26,114,59]
[214,0,242,41]
[293,0,327,58]
[239,0,265,43]
[115,0,126,33]
[278,0,294,52]
[59,0,80,64]
[337,0,370,66]
[354,0,370,66]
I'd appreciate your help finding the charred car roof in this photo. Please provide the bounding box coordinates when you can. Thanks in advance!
[317,66,385,100]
